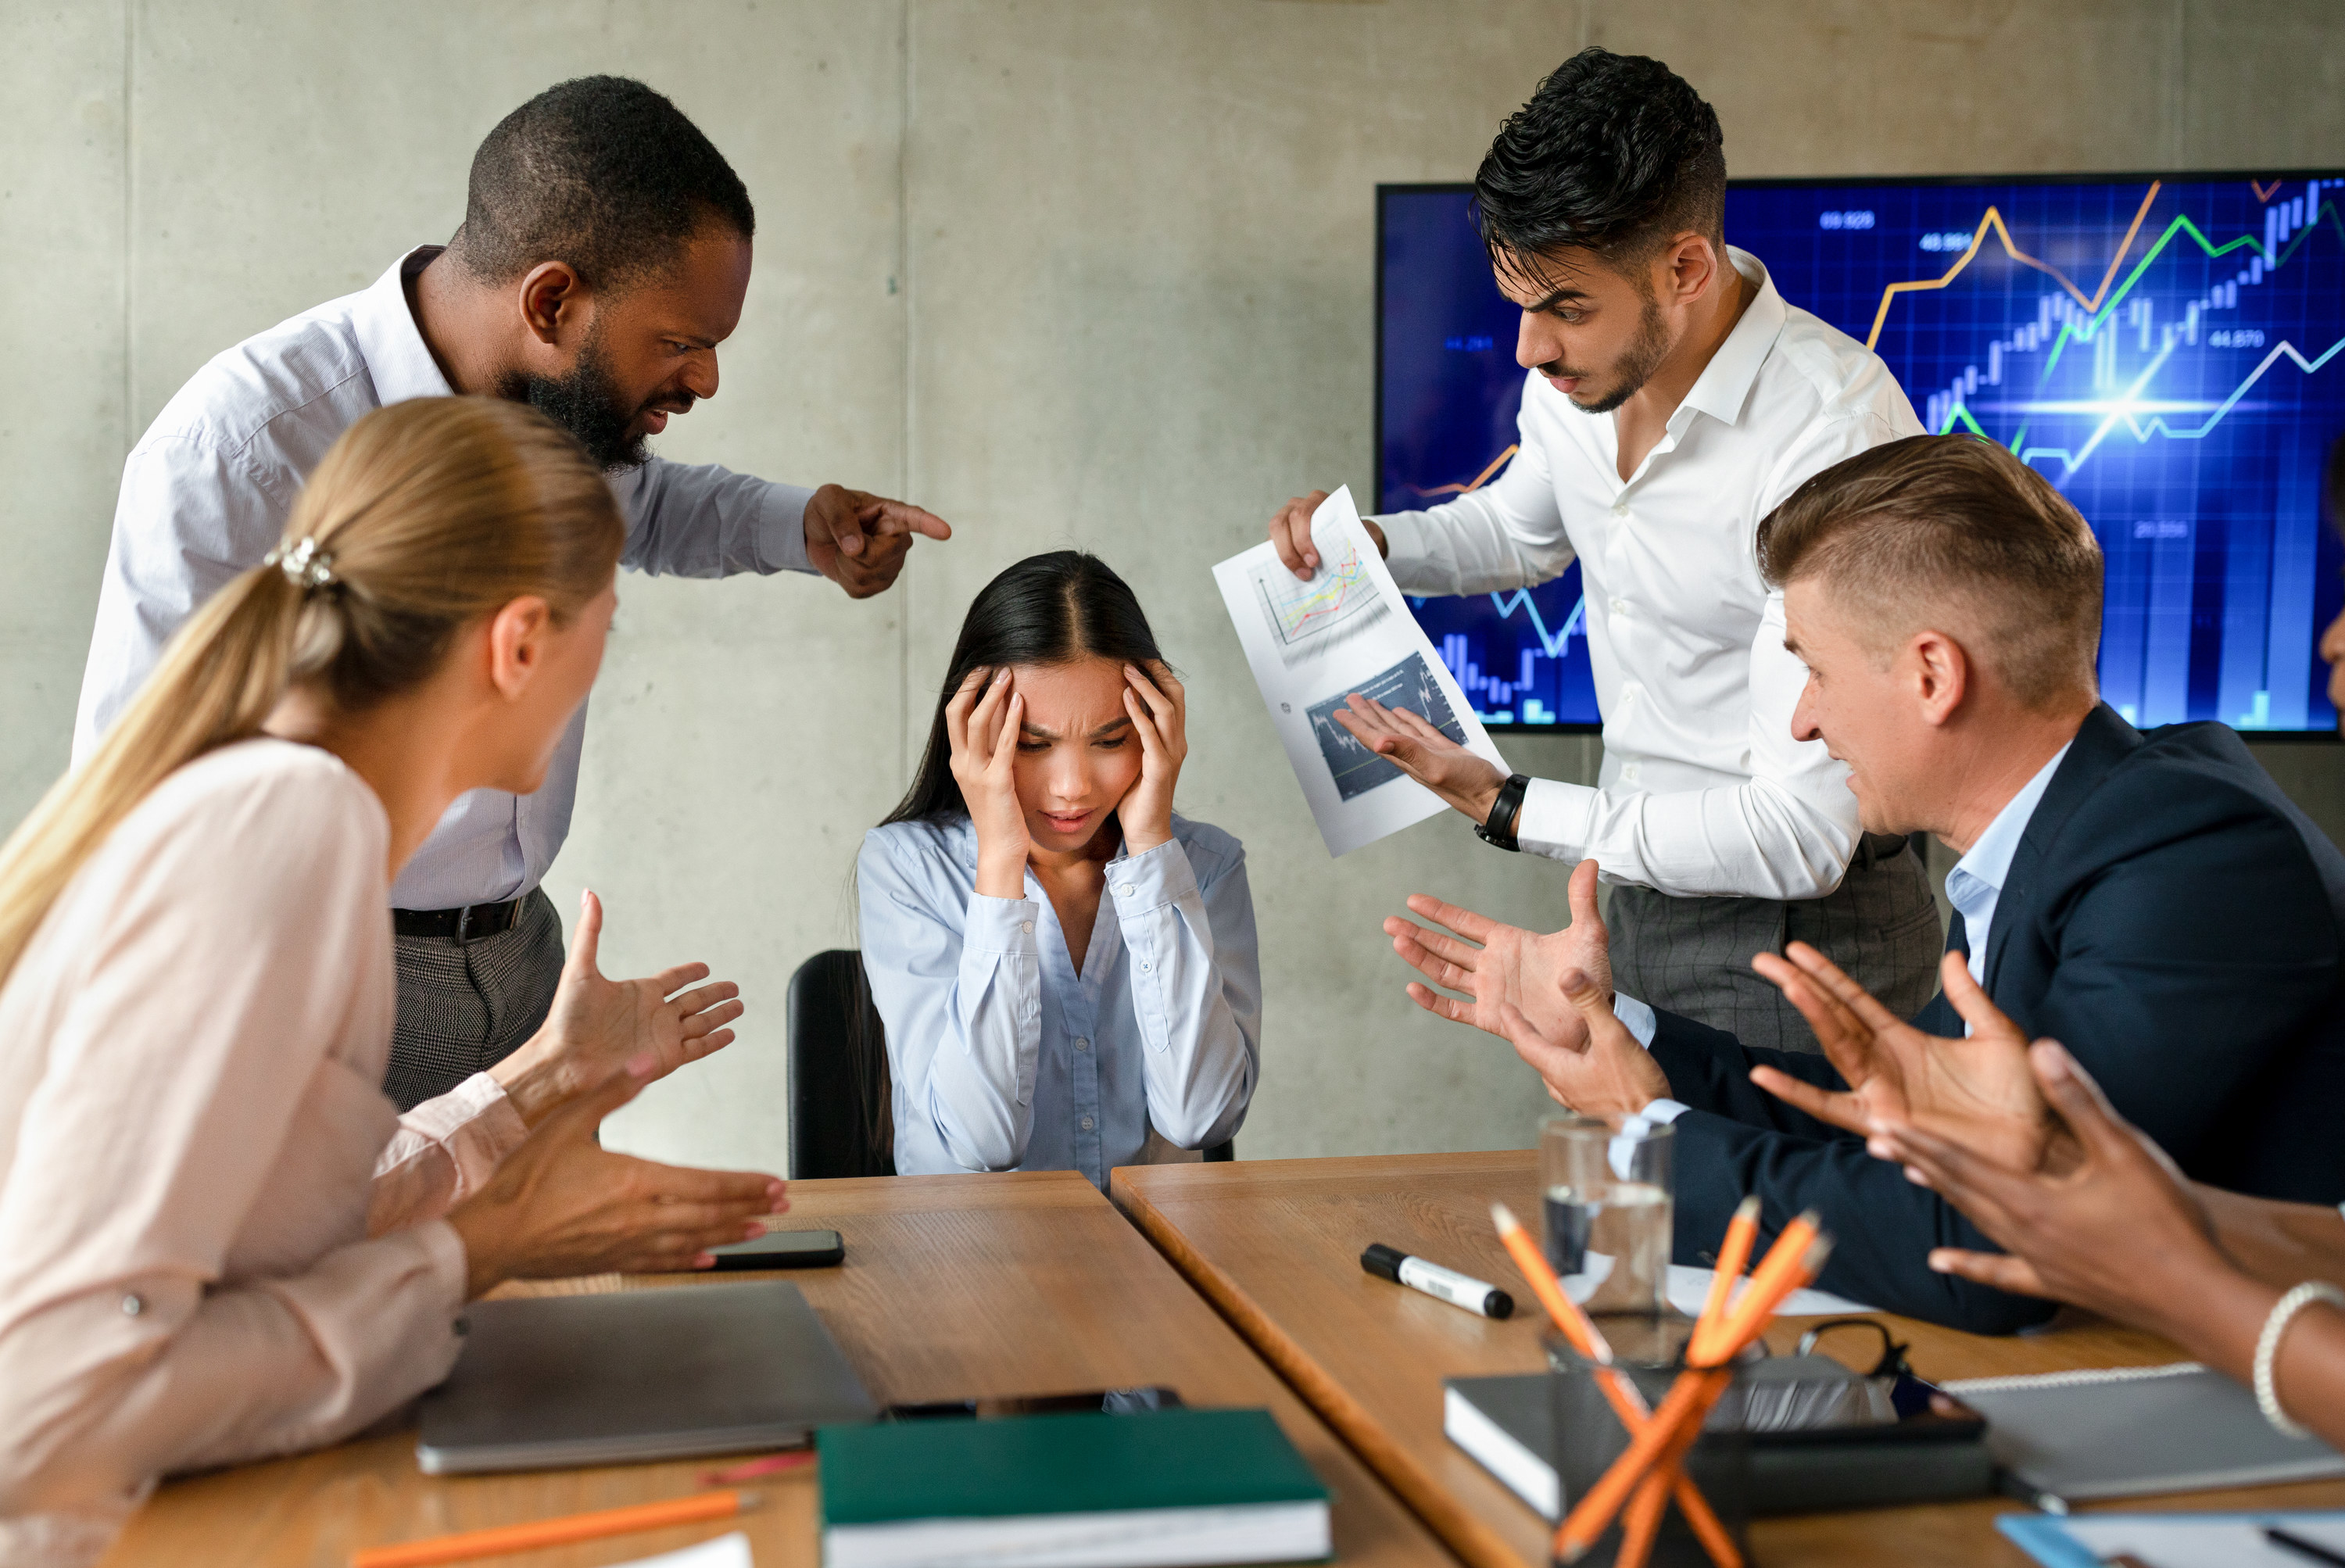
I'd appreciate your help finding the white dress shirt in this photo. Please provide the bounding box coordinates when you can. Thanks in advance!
[1376,249,1924,899]
[1943,743,2072,990]
[73,247,820,911]
[857,814,1260,1190]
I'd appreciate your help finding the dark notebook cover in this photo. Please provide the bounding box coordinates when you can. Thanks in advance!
[816,1408,1329,1525]
[1448,1371,1993,1517]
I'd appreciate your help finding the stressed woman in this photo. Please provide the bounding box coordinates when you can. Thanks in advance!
[858,553,1260,1187]
[0,400,782,1566]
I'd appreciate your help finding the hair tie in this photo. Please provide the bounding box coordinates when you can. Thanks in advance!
[263,537,338,592]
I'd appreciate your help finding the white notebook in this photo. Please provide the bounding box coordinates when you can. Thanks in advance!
[1942,1362,2345,1506]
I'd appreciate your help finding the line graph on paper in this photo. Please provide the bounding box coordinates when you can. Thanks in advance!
[1250,535,1387,650]
[1377,176,2345,732]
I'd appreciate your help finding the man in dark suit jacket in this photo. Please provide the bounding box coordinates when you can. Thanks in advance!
[1384,435,2345,1333]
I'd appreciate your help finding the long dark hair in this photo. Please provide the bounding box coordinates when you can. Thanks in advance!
[882,551,1168,827]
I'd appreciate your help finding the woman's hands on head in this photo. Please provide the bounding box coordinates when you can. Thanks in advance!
[947,667,1031,898]
[1116,664,1187,854]
[447,1052,785,1298]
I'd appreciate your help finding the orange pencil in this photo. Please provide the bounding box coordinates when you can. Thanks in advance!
[351,1489,760,1568]
[1556,1232,1831,1563]
[1491,1204,1742,1568]
[1693,1196,1762,1344]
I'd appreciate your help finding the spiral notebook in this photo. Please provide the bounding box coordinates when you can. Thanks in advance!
[1940,1362,2345,1509]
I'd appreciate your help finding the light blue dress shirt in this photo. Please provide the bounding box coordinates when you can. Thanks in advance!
[74,246,818,911]
[1943,743,2072,991]
[857,813,1261,1190]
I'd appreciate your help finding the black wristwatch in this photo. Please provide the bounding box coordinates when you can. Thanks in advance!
[1473,774,1532,852]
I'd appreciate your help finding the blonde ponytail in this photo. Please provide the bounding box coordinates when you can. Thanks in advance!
[0,397,623,987]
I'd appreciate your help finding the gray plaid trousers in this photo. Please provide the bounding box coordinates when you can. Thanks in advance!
[1607,842,1942,1054]
[383,888,565,1111]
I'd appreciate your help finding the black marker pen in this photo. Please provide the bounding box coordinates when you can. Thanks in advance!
[1361,1243,1514,1319]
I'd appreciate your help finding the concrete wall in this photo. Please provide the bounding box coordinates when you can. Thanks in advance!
[5,1,2342,1174]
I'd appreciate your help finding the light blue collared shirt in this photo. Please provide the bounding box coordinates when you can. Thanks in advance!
[75,246,819,911]
[857,814,1261,1190]
[1943,743,2072,990]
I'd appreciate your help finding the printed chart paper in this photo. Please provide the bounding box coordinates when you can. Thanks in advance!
[1215,486,1509,856]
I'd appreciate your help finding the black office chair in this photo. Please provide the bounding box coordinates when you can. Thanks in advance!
[787,950,897,1180]
[786,949,1233,1177]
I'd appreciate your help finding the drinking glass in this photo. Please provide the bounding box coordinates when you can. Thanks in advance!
[1540,1113,1675,1332]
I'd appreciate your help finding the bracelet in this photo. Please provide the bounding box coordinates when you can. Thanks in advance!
[2254,1280,2345,1437]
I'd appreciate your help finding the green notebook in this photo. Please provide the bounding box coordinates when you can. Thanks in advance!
[816,1407,1332,1567]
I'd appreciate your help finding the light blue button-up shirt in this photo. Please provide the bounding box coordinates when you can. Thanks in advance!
[857,813,1261,1190]
[1943,743,2071,991]
[75,246,818,911]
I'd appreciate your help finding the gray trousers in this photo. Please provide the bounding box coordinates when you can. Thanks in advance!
[384,887,566,1111]
[1608,839,1942,1054]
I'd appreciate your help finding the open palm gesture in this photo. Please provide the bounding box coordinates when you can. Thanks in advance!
[1385,858,1612,1049]
[492,891,745,1126]
[1749,943,2063,1173]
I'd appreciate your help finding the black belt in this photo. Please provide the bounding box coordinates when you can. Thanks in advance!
[1856,832,1910,868]
[393,897,526,943]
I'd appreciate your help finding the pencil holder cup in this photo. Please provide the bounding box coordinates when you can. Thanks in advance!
[1545,1334,1750,1568]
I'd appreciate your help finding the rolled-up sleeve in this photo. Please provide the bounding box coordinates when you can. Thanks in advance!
[610,458,816,578]
[857,832,1045,1172]
[1108,837,1260,1151]
[367,1072,530,1235]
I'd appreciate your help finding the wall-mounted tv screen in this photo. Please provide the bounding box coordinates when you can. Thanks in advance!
[1377,174,2345,735]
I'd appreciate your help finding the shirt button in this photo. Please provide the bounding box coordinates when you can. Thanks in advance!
[1119,882,1137,897]
[1080,1115,1096,1131]
[1611,501,1629,517]
[1139,961,1152,973]
[1609,598,1628,615]
[121,1294,144,1317]
[1075,1037,1091,1051]
[1020,920,1033,933]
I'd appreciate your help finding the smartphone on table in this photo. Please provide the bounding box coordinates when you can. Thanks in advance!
[705,1229,845,1269]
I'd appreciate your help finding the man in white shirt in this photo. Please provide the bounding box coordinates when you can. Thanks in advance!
[77,77,951,1108]
[1269,48,1934,1050]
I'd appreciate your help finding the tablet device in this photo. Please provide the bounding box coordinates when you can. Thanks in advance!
[417,1278,876,1473]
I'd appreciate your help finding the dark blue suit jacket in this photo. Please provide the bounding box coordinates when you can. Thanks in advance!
[1649,703,2345,1334]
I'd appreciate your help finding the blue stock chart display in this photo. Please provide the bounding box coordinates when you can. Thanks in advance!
[1377,176,2345,733]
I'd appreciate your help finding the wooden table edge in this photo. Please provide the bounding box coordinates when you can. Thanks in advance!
[1111,1169,1538,1568]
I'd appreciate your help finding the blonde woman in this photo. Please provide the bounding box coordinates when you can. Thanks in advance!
[0,399,783,1565]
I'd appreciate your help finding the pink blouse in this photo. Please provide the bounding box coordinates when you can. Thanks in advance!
[0,740,528,1565]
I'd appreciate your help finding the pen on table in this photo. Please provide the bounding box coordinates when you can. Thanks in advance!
[349,1489,761,1568]
[2268,1525,2345,1567]
[1361,1243,1514,1319]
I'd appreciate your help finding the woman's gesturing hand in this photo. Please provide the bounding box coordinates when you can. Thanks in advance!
[947,667,1030,898]
[1119,663,1188,854]
[448,1053,786,1298]
[491,890,745,1126]
[1874,1040,2226,1334]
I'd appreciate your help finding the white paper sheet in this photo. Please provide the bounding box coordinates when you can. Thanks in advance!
[1213,486,1509,856]
[618,1531,754,1568]
[1665,1264,1874,1319]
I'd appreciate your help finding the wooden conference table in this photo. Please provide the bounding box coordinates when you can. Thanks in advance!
[102,1171,1455,1568]
[1112,1151,2345,1568]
